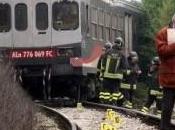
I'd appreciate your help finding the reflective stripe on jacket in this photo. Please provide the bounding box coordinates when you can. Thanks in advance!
[121,83,136,90]
[103,51,128,79]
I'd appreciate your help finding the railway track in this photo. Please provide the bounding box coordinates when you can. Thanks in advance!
[35,100,175,129]
[37,104,81,130]
[83,101,175,129]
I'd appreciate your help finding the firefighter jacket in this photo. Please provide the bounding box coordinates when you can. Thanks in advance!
[155,25,175,88]
[121,62,141,90]
[97,50,110,79]
[102,49,129,80]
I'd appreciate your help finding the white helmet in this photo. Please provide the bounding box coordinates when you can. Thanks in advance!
[103,41,112,50]
[113,37,124,49]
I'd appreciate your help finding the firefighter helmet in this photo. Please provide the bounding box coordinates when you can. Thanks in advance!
[104,41,112,50]
[152,56,160,65]
[128,51,138,63]
[129,51,138,57]
[113,37,124,49]
[131,56,139,63]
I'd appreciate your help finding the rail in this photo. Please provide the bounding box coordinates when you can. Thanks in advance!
[83,101,175,128]
[37,104,81,130]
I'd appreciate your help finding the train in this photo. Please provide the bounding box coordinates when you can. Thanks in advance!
[0,0,141,100]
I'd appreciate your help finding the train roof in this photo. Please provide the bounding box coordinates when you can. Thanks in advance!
[82,0,142,15]
[112,0,142,14]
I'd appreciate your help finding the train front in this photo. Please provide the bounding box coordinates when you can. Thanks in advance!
[12,0,82,76]
[0,0,98,100]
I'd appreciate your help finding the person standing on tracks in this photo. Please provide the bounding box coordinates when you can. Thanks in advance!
[155,14,175,130]
[141,57,162,115]
[98,41,113,103]
[100,37,129,105]
[120,51,142,109]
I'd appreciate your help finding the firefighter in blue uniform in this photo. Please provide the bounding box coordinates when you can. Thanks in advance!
[120,51,141,108]
[141,56,163,115]
[98,37,129,105]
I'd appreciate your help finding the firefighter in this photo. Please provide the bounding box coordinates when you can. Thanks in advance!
[100,37,129,105]
[141,56,163,115]
[120,51,141,109]
[98,41,112,103]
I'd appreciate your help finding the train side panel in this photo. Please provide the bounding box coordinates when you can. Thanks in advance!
[0,0,12,47]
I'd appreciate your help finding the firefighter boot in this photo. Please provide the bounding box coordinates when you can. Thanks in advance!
[141,106,149,114]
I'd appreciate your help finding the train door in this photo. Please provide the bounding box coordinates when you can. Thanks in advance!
[12,0,33,47]
[32,0,51,47]
[0,0,12,47]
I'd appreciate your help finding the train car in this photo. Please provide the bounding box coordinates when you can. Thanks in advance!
[0,0,141,100]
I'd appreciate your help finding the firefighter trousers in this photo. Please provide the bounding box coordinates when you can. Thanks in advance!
[101,78,123,104]
[144,94,162,111]
[120,88,133,103]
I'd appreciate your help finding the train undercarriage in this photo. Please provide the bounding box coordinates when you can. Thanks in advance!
[16,65,100,102]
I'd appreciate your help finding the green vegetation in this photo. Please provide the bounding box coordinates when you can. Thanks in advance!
[138,0,175,71]
[135,0,175,106]
[134,82,149,108]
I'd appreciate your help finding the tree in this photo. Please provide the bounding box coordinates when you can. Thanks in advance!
[157,0,175,30]
[137,0,175,79]
[141,0,175,48]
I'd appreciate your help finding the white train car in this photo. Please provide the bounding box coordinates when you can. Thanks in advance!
[0,0,141,100]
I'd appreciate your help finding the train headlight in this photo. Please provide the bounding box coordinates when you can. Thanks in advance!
[57,48,74,57]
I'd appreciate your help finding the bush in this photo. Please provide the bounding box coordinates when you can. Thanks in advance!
[0,62,36,130]
[134,82,149,108]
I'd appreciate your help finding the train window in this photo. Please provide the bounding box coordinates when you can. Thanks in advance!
[112,29,116,43]
[104,13,111,41]
[105,28,110,41]
[118,15,124,30]
[91,23,97,38]
[98,26,104,40]
[111,15,117,43]
[90,7,98,38]
[15,4,27,31]
[98,10,104,40]
[91,8,97,23]
[0,3,11,32]
[117,30,123,38]
[52,1,79,30]
[112,15,117,29]
[105,13,110,27]
[36,3,48,30]
[99,11,104,25]
[86,5,89,34]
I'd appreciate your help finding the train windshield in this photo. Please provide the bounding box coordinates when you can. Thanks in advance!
[0,4,11,32]
[52,1,79,30]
